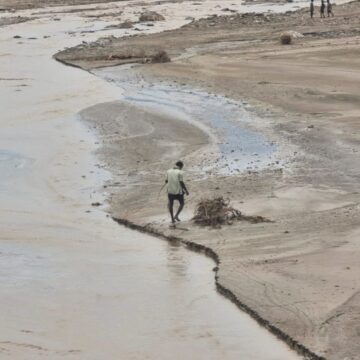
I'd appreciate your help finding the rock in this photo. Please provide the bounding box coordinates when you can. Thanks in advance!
[118,21,134,29]
[13,35,21,39]
[139,11,165,22]
[91,202,102,207]
[287,30,304,39]
[222,8,237,13]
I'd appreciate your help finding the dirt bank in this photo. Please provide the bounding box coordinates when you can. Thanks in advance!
[0,0,123,10]
[0,16,31,27]
[59,2,360,359]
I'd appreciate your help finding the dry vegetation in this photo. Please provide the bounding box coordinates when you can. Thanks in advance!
[193,197,270,228]
[150,50,171,63]
[280,32,292,44]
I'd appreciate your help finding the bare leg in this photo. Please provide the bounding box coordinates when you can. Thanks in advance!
[168,198,175,223]
[174,198,184,222]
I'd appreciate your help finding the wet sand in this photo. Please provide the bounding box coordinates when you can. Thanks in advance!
[52,1,360,359]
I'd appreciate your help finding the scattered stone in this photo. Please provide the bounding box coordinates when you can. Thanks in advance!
[139,11,165,22]
[91,202,102,207]
[287,30,304,39]
[108,21,134,29]
[222,8,237,13]
[122,20,134,28]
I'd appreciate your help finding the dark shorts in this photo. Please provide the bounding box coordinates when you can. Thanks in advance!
[168,193,184,205]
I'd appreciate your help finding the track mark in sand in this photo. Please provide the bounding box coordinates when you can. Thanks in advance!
[0,346,10,354]
[0,341,82,356]
[321,312,345,327]
[0,78,30,81]
[0,341,49,352]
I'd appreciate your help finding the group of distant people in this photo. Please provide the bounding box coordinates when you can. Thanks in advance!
[310,0,334,18]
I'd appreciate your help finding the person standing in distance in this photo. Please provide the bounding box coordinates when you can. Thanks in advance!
[320,0,326,18]
[165,161,189,225]
[327,0,334,17]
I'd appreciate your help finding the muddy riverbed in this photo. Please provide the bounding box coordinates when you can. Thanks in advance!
[50,1,360,359]
[0,2,308,359]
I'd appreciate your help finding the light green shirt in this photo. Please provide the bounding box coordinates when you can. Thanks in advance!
[166,167,184,195]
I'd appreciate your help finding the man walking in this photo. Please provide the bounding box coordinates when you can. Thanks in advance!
[165,161,189,225]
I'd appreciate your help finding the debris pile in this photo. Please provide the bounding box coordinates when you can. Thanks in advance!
[193,197,270,228]
[150,50,171,63]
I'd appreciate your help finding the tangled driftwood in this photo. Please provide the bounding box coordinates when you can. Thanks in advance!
[192,197,270,228]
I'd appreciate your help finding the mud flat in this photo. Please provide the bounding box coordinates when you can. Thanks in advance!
[57,1,360,359]
[0,2,310,360]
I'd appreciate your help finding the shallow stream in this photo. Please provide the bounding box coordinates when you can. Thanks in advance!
[95,66,284,176]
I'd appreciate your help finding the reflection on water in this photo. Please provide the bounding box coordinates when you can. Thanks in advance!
[166,241,189,279]
[106,227,302,360]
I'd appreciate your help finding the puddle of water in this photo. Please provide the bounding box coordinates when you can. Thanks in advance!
[94,66,283,176]
[0,150,33,183]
